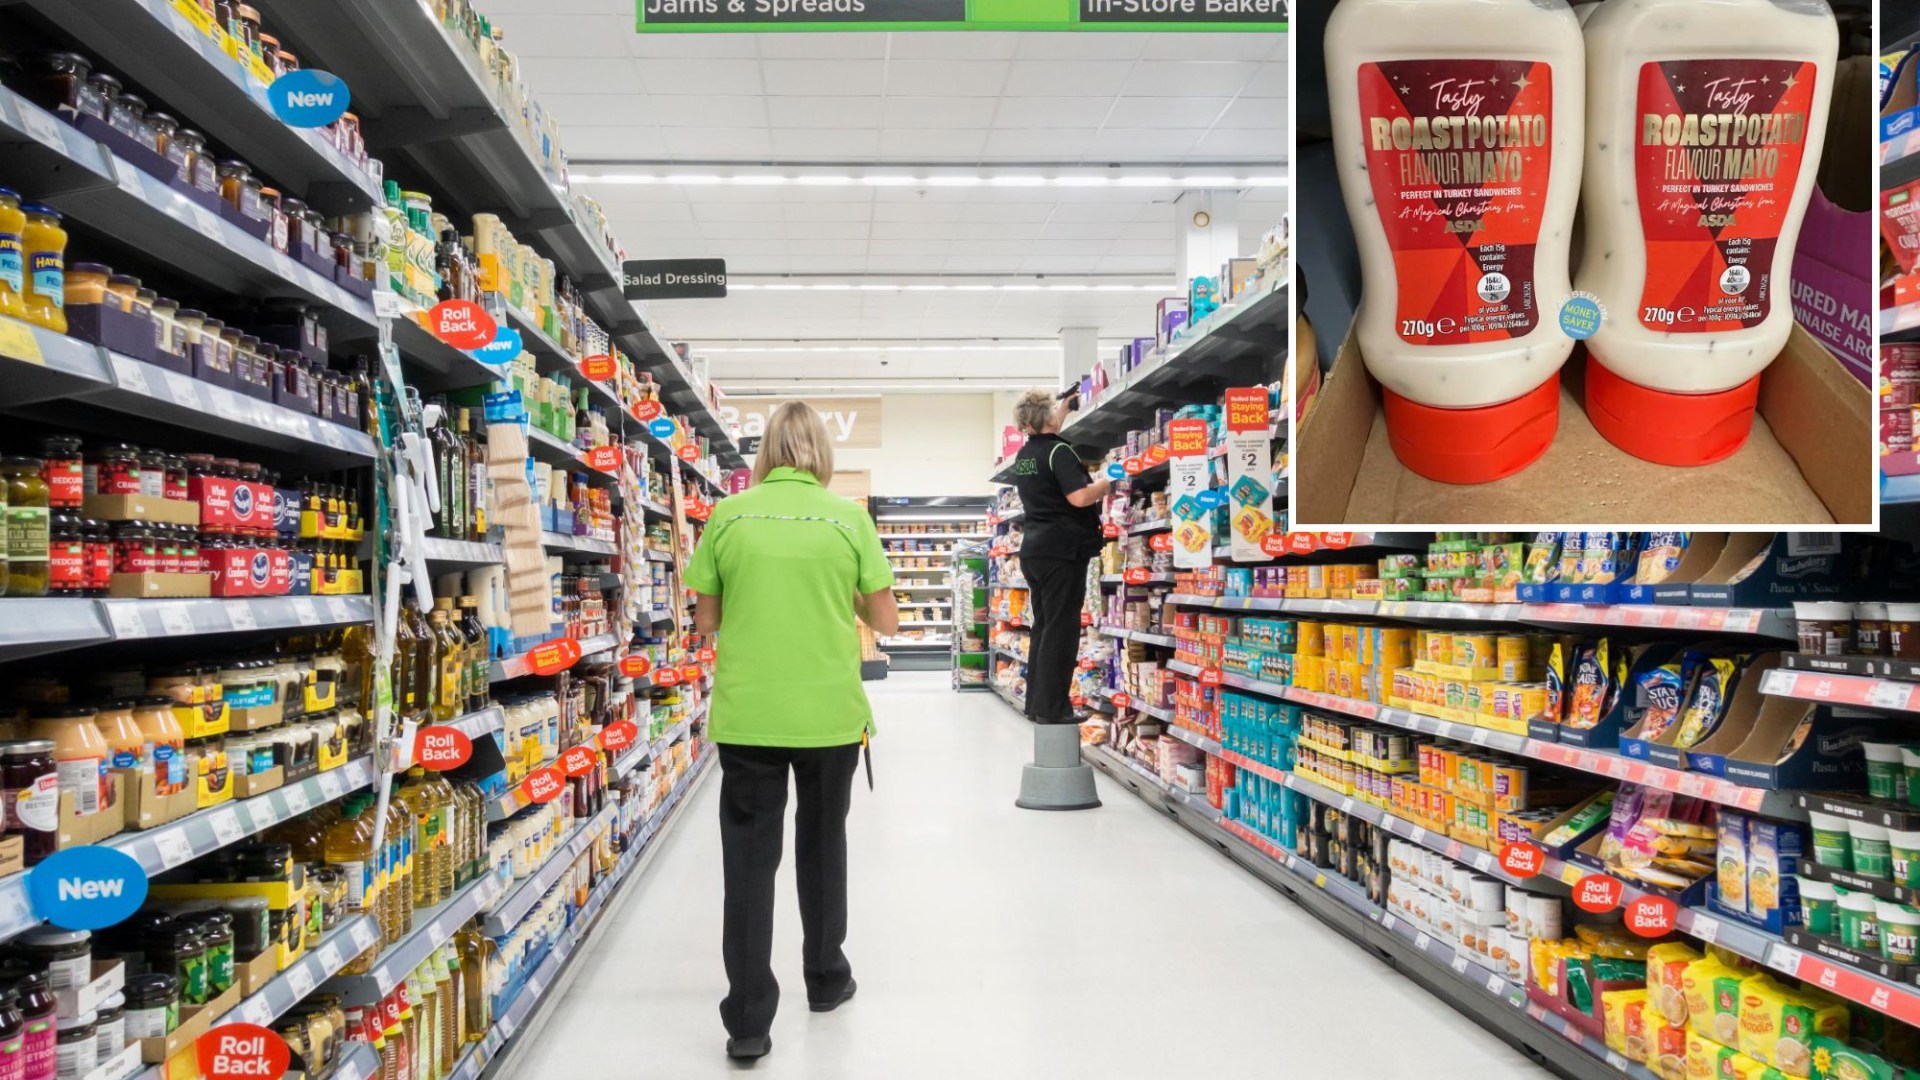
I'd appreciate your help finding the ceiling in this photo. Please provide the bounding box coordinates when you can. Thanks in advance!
[471,2,1289,390]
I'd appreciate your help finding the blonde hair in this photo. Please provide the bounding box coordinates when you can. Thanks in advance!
[751,401,836,486]
[1013,389,1056,435]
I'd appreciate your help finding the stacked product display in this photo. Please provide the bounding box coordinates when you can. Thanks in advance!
[986,490,1029,710]
[950,543,989,692]
[0,0,740,1077]
[868,498,989,671]
[1885,30,1920,507]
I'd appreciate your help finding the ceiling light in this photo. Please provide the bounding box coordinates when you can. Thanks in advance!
[664,175,724,185]
[731,175,790,186]
[987,176,1047,187]
[923,176,985,187]
[797,175,855,186]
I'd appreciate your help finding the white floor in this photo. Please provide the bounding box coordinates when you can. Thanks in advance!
[516,673,1549,1079]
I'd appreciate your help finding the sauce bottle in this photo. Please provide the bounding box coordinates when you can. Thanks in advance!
[1574,0,1838,465]
[0,190,26,324]
[1325,0,1586,483]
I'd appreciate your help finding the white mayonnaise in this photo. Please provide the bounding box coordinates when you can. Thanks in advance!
[1326,0,1586,413]
[1575,0,1837,397]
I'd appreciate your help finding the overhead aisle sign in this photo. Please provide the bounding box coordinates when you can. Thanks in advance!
[636,0,1286,32]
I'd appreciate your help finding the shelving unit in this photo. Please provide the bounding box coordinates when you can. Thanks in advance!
[870,495,990,671]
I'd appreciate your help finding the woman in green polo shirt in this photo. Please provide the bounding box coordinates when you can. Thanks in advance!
[684,401,899,1062]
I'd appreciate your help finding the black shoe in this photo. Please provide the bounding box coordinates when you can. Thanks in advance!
[726,1036,771,1060]
[810,978,857,1013]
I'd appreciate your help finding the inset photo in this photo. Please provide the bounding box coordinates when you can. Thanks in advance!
[1292,0,1876,526]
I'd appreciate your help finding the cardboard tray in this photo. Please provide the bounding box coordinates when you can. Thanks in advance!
[1295,324,1872,526]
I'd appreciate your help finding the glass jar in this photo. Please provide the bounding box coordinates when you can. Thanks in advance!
[120,974,177,1040]
[281,197,309,252]
[221,897,270,962]
[39,437,81,510]
[275,50,300,76]
[0,188,25,323]
[104,275,138,314]
[165,455,188,502]
[256,33,282,74]
[132,287,155,324]
[80,520,110,598]
[85,445,141,498]
[19,53,91,118]
[3,458,50,597]
[152,525,179,574]
[216,161,254,218]
[80,72,120,124]
[174,310,206,360]
[233,5,263,55]
[149,927,209,1007]
[47,514,83,597]
[53,1009,94,1080]
[16,928,91,996]
[260,187,286,253]
[112,523,155,574]
[62,263,109,308]
[176,525,200,575]
[197,319,230,380]
[131,696,185,797]
[92,993,122,1066]
[337,113,363,165]
[149,299,180,360]
[21,204,66,334]
[175,129,214,193]
[106,91,153,152]
[0,739,58,865]
[138,449,166,500]
[181,912,233,995]
[26,704,106,818]
[146,111,179,161]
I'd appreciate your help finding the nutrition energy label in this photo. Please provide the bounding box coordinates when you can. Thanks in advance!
[1635,59,1815,332]
[1357,59,1554,346]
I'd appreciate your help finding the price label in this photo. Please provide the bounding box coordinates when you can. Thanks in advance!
[193,208,225,244]
[1868,680,1917,711]
[167,373,206,412]
[372,291,407,319]
[1408,827,1426,845]
[153,831,195,870]
[324,597,353,623]
[227,603,258,631]
[319,772,345,799]
[285,963,316,1000]
[1690,914,1720,944]
[111,156,146,200]
[352,921,378,951]
[17,103,67,153]
[428,920,450,947]
[209,808,245,846]
[1451,955,1470,975]
[290,598,321,626]
[107,605,150,638]
[1486,973,1506,994]
[1415,932,1432,951]
[236,998,273,1027]
[281,785,312,815]
[1469,728,1490,746]
[1472,852,1493,872]
[317,942,344,973]
[157,604,196,637]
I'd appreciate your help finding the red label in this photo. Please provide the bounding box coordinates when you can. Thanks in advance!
[520,765,566,805]
[198,1025,290,1080]
[428,300,497,351]
[1102,522,1121,538]
[680,664,703,683]
[1145,444,1170,466]
[585,446,621,473]
[600,720,640,753]
[1200,668,1223,687]
[633,400,663,421]
[1623,894,1678,937]
[1635,60,1814,332]
[526,637,583,676]
[1572,874,1624,913]
[559,744,600,778]
[620,654,652,678]
[1123,458,1144,475]
[655,667,682,687]
[1079,658,1096,671]
[1883,180,1920,274]
[687,501,711,522]
[677,444,701,463]
[1225,387,1271,433]
[1167,418,1208,457]
[1071,695,1085,708]
[1111,692,1132,709]
[1498,841,1545,879]
[414,727,473,771]
[1287,533,1318,554]
[698,647,716,663]
[579,354,616,382]
[1123,567,1149,585]
[1149,533,1173,553]
[1080,612,1092,626]
[1321,532,1354,549]
[1261,534,1290,557]
[1358,59,1553,344]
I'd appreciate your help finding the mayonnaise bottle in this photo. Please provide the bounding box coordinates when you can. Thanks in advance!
[1575,0,1837,465]
[1326,0,1586,484]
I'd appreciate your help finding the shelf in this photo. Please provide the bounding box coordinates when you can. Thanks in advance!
[990,509,1025,525]
[444,751,715,1080]
[420,537,505,566]
[0,758,375,943]
[1886,471,1920,505]
[1100,686,1173,723]
[1164,593,1796,641]
[611,717,693,779]
[0,595,373,665]
[1128,519,1171,535]
[481,807,616,935]
[1099,573,1174,586]
[639,500,674,520]
[1761,667,1920,714]
[1164,658,1804,819]
[1162,723,1223,757]
[1098,625,1178,649]
[27,0,381,212]
[880,533,987,542]
[542,532,617,557]
[490,633,619,682]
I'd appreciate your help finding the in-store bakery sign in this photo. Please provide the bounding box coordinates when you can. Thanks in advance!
[722,397,882,449]
[635,0,1283,31]
[623,259,728,300]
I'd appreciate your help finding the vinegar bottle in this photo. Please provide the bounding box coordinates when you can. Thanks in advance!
[1325,0,1586,483]
[1574,0,1838,465]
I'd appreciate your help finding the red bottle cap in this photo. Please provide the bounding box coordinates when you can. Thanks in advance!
[1380,374,1559,485]
[1583,355,1759,467]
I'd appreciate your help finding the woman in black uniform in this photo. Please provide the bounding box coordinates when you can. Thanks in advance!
[1008,389,1112,725]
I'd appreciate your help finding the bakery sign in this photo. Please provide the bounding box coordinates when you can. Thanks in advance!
[722,397,882,450]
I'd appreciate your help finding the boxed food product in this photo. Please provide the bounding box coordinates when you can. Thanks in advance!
[1603,988,1654,1061]
[1735,977,1847,1076]
[1684,1031,1769,1080]
[1647,942,1703,1025]
[1681,955,1753,1044]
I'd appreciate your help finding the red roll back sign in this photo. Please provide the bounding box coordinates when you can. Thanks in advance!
[633,400,663,421]
[619,654,652,678]
[427,300,495,351]
[198,1025,290,1080]
[585,446,621,473]
[520,765,566,805]
[558,744,601,778]
[1572,874,1625,913]
[1498,841,1545,879]
[1623,894,1678,937]
[525,637,582,676]
[677,444,701,463]
[414,727,473,772]
[600,720,640,753]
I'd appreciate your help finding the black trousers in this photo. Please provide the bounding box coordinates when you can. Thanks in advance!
[1022,554,1090,724]
[717,741,861,1039]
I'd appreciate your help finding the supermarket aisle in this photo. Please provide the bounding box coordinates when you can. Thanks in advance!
[521,674,1545,1079]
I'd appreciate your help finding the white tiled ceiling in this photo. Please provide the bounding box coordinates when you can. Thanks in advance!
[473,0,1289,388]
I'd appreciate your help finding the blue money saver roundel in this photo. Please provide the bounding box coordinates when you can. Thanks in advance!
[29,845,148,930]
[269,70,352,129]
[649,418,677,439]
[472,326,521,365]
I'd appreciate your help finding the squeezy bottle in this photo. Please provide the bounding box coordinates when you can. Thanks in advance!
[1326,0,1586,483]
[1574,0,1837,465]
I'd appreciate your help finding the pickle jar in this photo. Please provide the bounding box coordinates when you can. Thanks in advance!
[2,457,50,597]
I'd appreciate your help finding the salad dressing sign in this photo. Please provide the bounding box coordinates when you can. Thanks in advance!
[1166,418,1211,570]
[1223,387,1273,563]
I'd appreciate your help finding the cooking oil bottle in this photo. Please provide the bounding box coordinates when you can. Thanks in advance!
[323,795,379,934]
[434,946,460,1076]
[458,596,488,714]
[399,766,453,906]
[383,791,415,932]
[455,926,493,1043]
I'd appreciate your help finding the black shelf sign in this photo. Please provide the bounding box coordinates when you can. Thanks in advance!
[639,0,965,26]
[623,260,729,300]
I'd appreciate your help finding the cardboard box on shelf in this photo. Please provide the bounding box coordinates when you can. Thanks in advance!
[55,775,126,850]
[236,946,279,997]
[139,978,243,1064]
[107,573,212,600]
[1296,325,1871,526]
[116,767,197,830]
[233,764,283,800]
[83,494,200,527]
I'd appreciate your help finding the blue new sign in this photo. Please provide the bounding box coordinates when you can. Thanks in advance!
[29,846,148,930]
[472,326,521,365]
[649,418,677,439]
[1195,489,1225,510]
[269,70,351,129]
[1105,463,1125,480]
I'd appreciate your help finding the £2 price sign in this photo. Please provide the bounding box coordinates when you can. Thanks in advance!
[526,637,583,676]
[414,727,473,772]
[1573,874,1625,913]
[1498,841,1545,879]
[198,1025,290,1080]
[1623,894,1678,938]
[520,765,566,805]
[428,300,496,351]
